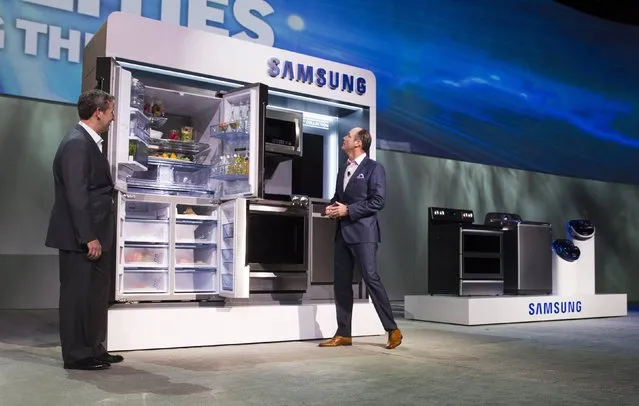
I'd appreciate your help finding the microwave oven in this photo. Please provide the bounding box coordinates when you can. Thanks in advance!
[264,108,303,156]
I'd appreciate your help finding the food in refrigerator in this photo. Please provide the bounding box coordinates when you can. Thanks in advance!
[123,246,167,267]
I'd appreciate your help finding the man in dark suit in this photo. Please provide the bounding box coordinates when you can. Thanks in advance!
[45,89,123,370]
[319,127,402,349]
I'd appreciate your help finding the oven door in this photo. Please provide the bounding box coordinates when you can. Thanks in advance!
[264,108,303,156]
[247,201,309,271]
[247,201,309,293]
[459,228,504,280]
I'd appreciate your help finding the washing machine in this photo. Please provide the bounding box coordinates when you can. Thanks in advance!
[484,212,553,295]
[567,219,596,294]
[551,238,581,295]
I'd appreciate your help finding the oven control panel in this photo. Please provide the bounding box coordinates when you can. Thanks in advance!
[429,207,474,224]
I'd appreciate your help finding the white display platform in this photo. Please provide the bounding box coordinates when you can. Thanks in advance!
[404,294,627,326]
[107,301,385,351]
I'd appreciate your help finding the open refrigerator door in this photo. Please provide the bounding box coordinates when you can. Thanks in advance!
[218,198,250,298]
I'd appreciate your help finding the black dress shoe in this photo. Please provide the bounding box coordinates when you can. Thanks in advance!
[64,357,110,370]
[95,353,124,364]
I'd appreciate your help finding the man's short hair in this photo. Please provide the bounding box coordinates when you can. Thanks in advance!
[77,89,115,120]
[354,128,372,152]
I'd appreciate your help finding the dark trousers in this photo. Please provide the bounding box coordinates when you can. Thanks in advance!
[58,250,110,364]
[333,230,397,337]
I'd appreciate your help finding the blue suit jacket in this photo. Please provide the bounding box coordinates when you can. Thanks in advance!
[331,156,386,244]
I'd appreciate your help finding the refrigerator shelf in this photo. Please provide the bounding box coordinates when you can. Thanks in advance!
[124,218,169,224]
[175,265,217,271]
[127,178,212,193]
[210,126,249,142]
[148,138,210,155]
[147,157,208,169]
[120,160,148,172]
[211,173,248,182]
[129,131,150,146]
[175,242,217,248]
[175,217,217,224]
[122,268,169,273]
[123,241,169,247]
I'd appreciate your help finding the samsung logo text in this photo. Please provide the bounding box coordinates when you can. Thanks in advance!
[267,57,367,95]
[528,300,582,316]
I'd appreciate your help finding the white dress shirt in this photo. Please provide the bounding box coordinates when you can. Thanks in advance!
[343,153,366,191]
[78,121,103,152]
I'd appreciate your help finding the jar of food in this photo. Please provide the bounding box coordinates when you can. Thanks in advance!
[181,126,193,142]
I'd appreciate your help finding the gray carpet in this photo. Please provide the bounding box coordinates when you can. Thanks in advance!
[0,309,637,405]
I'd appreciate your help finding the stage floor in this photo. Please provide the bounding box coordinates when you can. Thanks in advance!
[1,306,638,405]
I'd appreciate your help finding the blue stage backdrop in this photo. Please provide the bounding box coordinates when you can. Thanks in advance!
[1,0,638,184]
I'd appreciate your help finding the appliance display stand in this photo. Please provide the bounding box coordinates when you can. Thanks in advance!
[405,294,627,326]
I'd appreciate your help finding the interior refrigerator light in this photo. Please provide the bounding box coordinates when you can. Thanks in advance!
[117,61,242,88]
[267,90,364,111]
[118,62,364,112]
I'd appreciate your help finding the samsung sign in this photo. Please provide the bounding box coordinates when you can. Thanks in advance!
[267,57,367,95]
[528,300,582,316]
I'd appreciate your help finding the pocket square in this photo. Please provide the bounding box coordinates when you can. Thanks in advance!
[357,173,365,179]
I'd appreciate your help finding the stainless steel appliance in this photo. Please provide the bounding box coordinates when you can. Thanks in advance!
[428,207,504,296]
[264,107,303,156]
[247,198,310,293]
[484,212,553,295]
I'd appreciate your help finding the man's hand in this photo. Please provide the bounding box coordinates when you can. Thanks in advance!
[87,239,102,261]
[325,202,348,219]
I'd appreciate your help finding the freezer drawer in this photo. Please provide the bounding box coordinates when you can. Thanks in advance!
[122,220,169,243]
[249,272,308,293]
[175,269,217,293]
[122,245,168,268]
[121,270,168,293]
[175,221,217,244]
[175,245,217,268]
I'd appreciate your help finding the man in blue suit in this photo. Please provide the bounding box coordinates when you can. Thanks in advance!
[319,127,402,349]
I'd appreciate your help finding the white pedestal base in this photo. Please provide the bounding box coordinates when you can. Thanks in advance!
[107,301,385,351]
[405,294,627,326]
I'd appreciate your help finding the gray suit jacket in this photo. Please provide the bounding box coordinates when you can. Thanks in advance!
[45,124,115,252]
[331,156,386,244]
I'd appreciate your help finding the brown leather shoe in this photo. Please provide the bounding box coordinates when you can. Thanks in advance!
[319,336,353,347]
[386,329,402,349]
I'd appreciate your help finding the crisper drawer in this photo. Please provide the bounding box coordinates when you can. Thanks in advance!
[122,220,169,243]
[175,269,217,293]
[121,270,168,293]
[175,221,217,244]
[175,245,217,268]
[122,245,168,268]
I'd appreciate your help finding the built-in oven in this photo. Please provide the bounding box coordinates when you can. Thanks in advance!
[264,107,303,156]
[246,199,310,293]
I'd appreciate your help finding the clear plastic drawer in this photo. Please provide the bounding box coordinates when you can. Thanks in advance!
[122,246,168,268]
[175,246,217,268]
[175,270,217,293]
[124,201,169,220]
[122,220,169,243]
[175,222,217,244]
[122,271,168,293]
